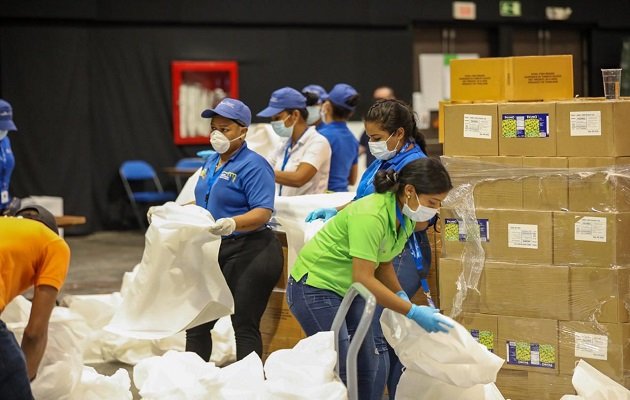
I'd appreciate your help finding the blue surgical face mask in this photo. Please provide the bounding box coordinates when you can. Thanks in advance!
[306,105,321,125]
[271,115,295,138]
[0,130,7,140]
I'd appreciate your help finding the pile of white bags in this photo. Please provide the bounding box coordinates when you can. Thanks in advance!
[380,309,505,400]
[560,359,630,400]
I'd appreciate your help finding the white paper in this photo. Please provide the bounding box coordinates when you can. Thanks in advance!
[507,224,538,249]
[570,111,602,136]
[574,217,607,243]
[463,114,492,139]
[574,332,608,361]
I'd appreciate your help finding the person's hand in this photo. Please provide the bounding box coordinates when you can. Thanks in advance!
[209,218,236,236]
[147,206,159,224]
[396,290,410,302]
[196,150,216,159]
[305,207,337,222]
[406,304,453,334]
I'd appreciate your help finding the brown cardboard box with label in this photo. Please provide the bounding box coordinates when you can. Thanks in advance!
[569,267,630,323]
[499,102,557,156]
[456,313,498,353]
[527,372,576,400]
[568,157,630,212]
[522,157,568,211]
[439,260,570,320]
[497,316,559,375]
[559,321,630,382]
[444,103,499,156]
[450,57,507,102]
[553,211,630,267]
[440,207,494,259]
[556,99,630,157]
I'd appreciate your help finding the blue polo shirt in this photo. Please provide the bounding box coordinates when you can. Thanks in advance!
[194,142,275,235]
[355,141,426,200]
[318,121,359,192]
[0,137,15,209]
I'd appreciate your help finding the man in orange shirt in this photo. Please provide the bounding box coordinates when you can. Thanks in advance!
[0,205,70,399]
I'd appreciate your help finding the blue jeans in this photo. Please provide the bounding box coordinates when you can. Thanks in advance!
[372,231,432,400]
[0,320,33,399]
[287,275,378,400]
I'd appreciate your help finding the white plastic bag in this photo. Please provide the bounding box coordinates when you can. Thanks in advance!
[209,316,236,366]
[213,352,267,399]
[69,367,132,400]
[381,309,504,388]
[570,359,630,400]
[395,370,505,400]
[106,202,233,339]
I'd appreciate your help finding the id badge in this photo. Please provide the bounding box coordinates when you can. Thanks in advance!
[1,190,8,204]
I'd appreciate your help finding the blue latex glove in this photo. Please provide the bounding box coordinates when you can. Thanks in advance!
[396,290,410,302]
[406,304,453,334]
[196,150,216,159]
[305,207,338,222]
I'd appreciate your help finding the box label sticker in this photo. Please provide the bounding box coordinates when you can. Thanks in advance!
[471,329,494,352]
[463,114,492,139]
[502,114,549,138]
[508,224,538,249]
[569,111,602,136]
[444,218,489,242]
[574,332,608,361]
[574,216,607,243]
[506,341,555,369]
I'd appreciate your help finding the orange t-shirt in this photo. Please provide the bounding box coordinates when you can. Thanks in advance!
[0,217,71,311]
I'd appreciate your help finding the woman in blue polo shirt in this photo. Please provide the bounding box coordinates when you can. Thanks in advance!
[0,99,18,215]
[301,84,327,130]
[189,98,283,362]
[318,83,360,192]
[307,99,432,399]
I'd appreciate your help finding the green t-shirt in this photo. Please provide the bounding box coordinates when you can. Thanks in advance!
[290,192,413,297]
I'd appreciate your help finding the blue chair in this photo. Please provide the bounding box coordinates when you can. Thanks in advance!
[174,157,205,191]
[119,160,176,229]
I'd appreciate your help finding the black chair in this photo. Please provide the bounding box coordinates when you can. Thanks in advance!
[119,160,176,229]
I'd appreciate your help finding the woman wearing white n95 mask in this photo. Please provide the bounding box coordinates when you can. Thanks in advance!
[190,98,283,362]
[301,84,328,130]
[257,87,331,196]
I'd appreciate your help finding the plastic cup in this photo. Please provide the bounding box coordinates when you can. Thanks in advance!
[601,68,622,100]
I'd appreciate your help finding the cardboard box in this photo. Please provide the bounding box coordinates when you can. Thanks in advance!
[496,369,528,400]
[567,157,630,212]
[456,313,498,353]
[260,289,305,360]
[499,102,557,156]
[497,316,559,375]
[475,156,523,209]
[522,157,569,211]
[443,103,499,156]
[450,55,574,102]
[439,259,570,320]
[569,267,630,323]
[553,211,630,267]
[441,208,552,264]
[556,99,630,157]
[559,321,630,382]
[527,372,576,399]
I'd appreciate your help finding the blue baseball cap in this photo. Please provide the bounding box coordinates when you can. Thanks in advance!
[321,83,358,111]
[0,99,17,131]
[201,98,251,126]
[256,87,307,118]
[302,84,327,101]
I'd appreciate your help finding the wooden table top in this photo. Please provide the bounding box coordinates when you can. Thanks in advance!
[55,215,87,227]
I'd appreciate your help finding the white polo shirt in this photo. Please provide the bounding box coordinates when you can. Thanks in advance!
[269,127,332,196]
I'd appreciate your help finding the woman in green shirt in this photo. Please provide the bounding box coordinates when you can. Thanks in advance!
[287,157,453,399]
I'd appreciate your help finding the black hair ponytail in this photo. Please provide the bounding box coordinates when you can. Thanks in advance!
[374,158,452,196]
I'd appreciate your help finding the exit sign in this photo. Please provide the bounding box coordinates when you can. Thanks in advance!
[500,1,522,17]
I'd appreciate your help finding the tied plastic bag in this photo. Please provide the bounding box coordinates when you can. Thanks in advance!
[70,367,132,400]
[106,202,234,339]
[381,309,504,388]
[395,370,505,400]
[560,359,630,400]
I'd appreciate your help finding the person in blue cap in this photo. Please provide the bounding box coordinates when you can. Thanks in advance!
[257,87,331,196]
[189,97,283,362]
[0,99,18,215]
[301,84,327,130]
[318,83,360,192]
[306,99,433,400]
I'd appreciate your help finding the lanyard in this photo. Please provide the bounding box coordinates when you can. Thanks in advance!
[395,204,435,308]
[278,139,293,196]
[204,157,227,208]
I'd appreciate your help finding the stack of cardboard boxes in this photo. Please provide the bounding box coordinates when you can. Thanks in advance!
[440,55,630,399]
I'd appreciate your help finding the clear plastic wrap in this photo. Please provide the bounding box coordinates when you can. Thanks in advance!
[439,155,630,394]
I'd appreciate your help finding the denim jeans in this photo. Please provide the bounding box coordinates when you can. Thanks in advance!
[287,275,378,400]
[371,230,432,400]
[0,320,33,399]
